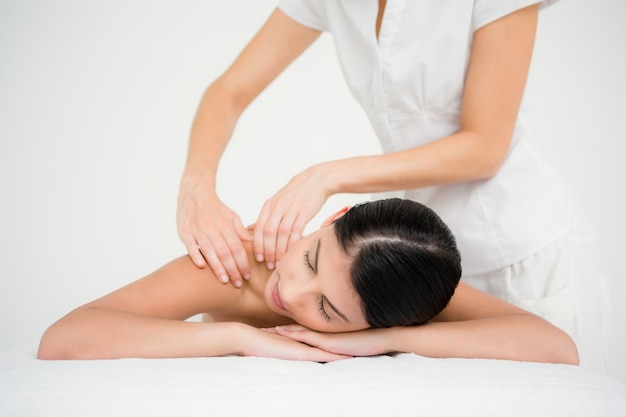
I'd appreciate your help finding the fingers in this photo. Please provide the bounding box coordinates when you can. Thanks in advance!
[275,325,321,346]
[248,327,352,362]
[277,326,390,357]
[253,206,306,271]
[275,328,351,361]
[196,239,232,286]
[275,324,307,331]
[305,349,352,362]
[177,181,254,285]
[180,211,251,286]
[253,207,271,266]
[197,229,251,288]
[275,213,307,266]
[181,236,207,268]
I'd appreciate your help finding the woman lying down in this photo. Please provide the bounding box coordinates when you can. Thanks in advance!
[38,198,578,364]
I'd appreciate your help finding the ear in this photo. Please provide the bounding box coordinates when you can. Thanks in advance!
[321,206,350,227]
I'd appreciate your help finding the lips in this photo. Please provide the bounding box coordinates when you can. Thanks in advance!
[272,282,288,311]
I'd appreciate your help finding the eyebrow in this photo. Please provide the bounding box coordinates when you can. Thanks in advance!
[316,237,350,323]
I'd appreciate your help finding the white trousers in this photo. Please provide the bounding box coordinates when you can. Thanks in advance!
[462,217,611,373]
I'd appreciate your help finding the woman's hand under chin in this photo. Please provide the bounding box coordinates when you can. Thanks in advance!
[238,324,351,362]
[272,325,395,357]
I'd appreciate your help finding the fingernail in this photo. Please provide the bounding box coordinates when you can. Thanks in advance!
[234,280,242,288]
[267,262,275,270]
[256,254,264,262]
[243,273,251,281]
[220,275,228,283]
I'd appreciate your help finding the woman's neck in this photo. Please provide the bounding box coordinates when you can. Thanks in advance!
[205,243,293,328]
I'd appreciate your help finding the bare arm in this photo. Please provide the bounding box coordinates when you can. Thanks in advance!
[37,255,347,361]
[388,283,579,364]
[183,9,321,181]
[318,5,540,192]
[177,8,321,282]
[37,256,243,359]
[275,282,579,365]
[252,5,541,269]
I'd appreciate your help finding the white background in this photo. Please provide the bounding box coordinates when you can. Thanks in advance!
[1,0,624,382]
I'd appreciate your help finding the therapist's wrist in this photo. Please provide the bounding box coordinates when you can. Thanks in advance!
[179,169,217,194]
[315,160,352,195]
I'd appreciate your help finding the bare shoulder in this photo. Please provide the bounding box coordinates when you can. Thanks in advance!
[80,250,274,322]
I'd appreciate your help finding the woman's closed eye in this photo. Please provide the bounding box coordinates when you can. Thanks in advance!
[318,297,331,322]
[302,250,315,272]
[302,250,330,321]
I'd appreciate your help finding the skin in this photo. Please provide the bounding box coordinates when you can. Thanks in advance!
[38,209,579,365]
[177,3,541,286]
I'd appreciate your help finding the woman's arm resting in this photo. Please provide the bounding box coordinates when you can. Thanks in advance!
[37,255,349,361]
[276,283,579,365]
[38,311,348,361]
[37,256,241,359]
[38,309,243,360]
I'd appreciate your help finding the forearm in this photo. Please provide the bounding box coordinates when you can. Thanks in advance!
[37,307,243,360]
[182,81,244,183]
[386,314,579,365]
[318,130,507,196]
[318,7,540,196]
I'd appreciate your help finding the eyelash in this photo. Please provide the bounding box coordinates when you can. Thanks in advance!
[302,250,314,271]
[303,250,331,322]
[318,298,331,322]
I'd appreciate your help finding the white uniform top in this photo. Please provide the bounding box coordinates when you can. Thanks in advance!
[279,0,576,275]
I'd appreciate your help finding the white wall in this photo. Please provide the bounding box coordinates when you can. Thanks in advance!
[1,0,624,381]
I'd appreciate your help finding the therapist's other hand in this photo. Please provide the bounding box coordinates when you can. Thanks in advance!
[177,177,251,287]
[253,165,330,270]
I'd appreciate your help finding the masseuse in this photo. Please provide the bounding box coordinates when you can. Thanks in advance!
[176,0,610,371]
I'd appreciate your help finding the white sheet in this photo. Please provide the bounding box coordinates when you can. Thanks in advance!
[2,343,625,417]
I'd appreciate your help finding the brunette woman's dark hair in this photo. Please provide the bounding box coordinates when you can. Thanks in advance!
[333,198,462,328]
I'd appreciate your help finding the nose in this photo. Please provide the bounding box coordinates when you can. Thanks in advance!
[280,273,316,310]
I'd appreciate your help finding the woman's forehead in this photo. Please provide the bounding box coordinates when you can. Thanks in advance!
[316,228,367,327]
[316,227,350,272]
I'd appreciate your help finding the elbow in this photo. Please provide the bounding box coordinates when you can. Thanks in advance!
[461,131,510,180]
[474,143,509,179]
[554,333,580,366]
[37,319,82,360]
[534,326,579,366]
[209,76,255,115]
[564,349,580,367]
[477,155,504,180]
[507,315,580,366]
[37,324,66,360]
[554,349,579,367]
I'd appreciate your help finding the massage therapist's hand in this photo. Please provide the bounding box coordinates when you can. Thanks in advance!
[240,324,351,362]
[177,175,251,287]
[273,325,393,357]
[254,164,332,270]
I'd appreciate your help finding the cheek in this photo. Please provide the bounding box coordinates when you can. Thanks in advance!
[290,307,328,332]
